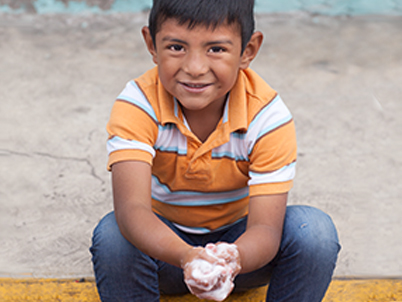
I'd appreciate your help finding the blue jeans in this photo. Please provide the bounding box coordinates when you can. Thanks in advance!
[90,205,340,302]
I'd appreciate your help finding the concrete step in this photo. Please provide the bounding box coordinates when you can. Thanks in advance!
[0,278,401,301]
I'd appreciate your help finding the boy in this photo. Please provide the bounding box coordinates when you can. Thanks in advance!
[90,0,340,301]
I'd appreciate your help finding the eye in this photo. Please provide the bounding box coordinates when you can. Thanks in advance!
[208,46,225,53]
[169,44,184,52]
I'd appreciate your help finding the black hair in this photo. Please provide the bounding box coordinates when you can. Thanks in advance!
[148,0,255,53]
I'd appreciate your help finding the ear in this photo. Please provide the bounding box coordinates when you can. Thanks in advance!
[239,31,263,70]
[142,26,158,65]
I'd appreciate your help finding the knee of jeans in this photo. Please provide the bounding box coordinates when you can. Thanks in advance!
[90,212,135,264]
[284,206,341,260]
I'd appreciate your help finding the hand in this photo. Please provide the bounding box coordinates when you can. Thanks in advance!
[182,247,227,293]
[182,243,241,301]
[206,242,241,277]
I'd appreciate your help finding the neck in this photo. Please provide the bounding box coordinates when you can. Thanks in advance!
[180,95,227,143]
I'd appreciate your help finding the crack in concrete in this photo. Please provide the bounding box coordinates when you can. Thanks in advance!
[0,149,105,185]
[0,149,31,157]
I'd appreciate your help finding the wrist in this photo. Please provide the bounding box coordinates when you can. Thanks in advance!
[180,246,202,269]
[233,241,247,274]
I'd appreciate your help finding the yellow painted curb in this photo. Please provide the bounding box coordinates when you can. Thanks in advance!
[0,278,401,301]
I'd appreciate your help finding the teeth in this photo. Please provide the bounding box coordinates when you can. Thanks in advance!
[186,83,206,88]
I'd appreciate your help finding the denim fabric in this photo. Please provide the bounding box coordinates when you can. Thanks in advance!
[90,205,340,302]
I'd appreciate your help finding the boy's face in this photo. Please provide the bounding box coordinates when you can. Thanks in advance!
[143,18,261,114]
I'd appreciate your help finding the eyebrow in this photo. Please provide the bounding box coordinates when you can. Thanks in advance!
[205,40,233,46]
[161,36,233,46]
[162,37,188,45]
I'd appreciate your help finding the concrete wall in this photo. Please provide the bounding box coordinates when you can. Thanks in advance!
[1,0,402,15]
[1,0,401,281]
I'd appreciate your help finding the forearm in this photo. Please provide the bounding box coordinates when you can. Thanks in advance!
[235,224,282,274]
[112,161,193,268]
[115,203,192,268]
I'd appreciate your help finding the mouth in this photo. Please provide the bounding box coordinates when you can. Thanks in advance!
[180,82,212,93]
[182,82,210,88]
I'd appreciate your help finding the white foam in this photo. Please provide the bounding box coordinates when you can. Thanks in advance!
[206,243,241,274]
[184,243,240,301]
[186,259,227,291]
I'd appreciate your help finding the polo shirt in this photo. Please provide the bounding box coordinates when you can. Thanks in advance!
[107,67,297,233]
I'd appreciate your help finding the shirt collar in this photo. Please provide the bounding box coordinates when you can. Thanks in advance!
[158,79,179,126]
[226,71,248,133]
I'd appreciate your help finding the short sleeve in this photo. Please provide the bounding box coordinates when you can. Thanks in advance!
[106,81,159,170]
[247,95,297,196]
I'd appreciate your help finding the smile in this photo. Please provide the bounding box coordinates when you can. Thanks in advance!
[183,83,210,88]
[180,82,212,93]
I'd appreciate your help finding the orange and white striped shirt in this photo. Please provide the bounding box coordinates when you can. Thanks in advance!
[107,67,297,233]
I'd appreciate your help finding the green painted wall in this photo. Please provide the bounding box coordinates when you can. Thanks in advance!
[1,0,401,15]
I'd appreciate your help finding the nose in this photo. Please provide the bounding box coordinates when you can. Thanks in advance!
[182,50,208,78]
